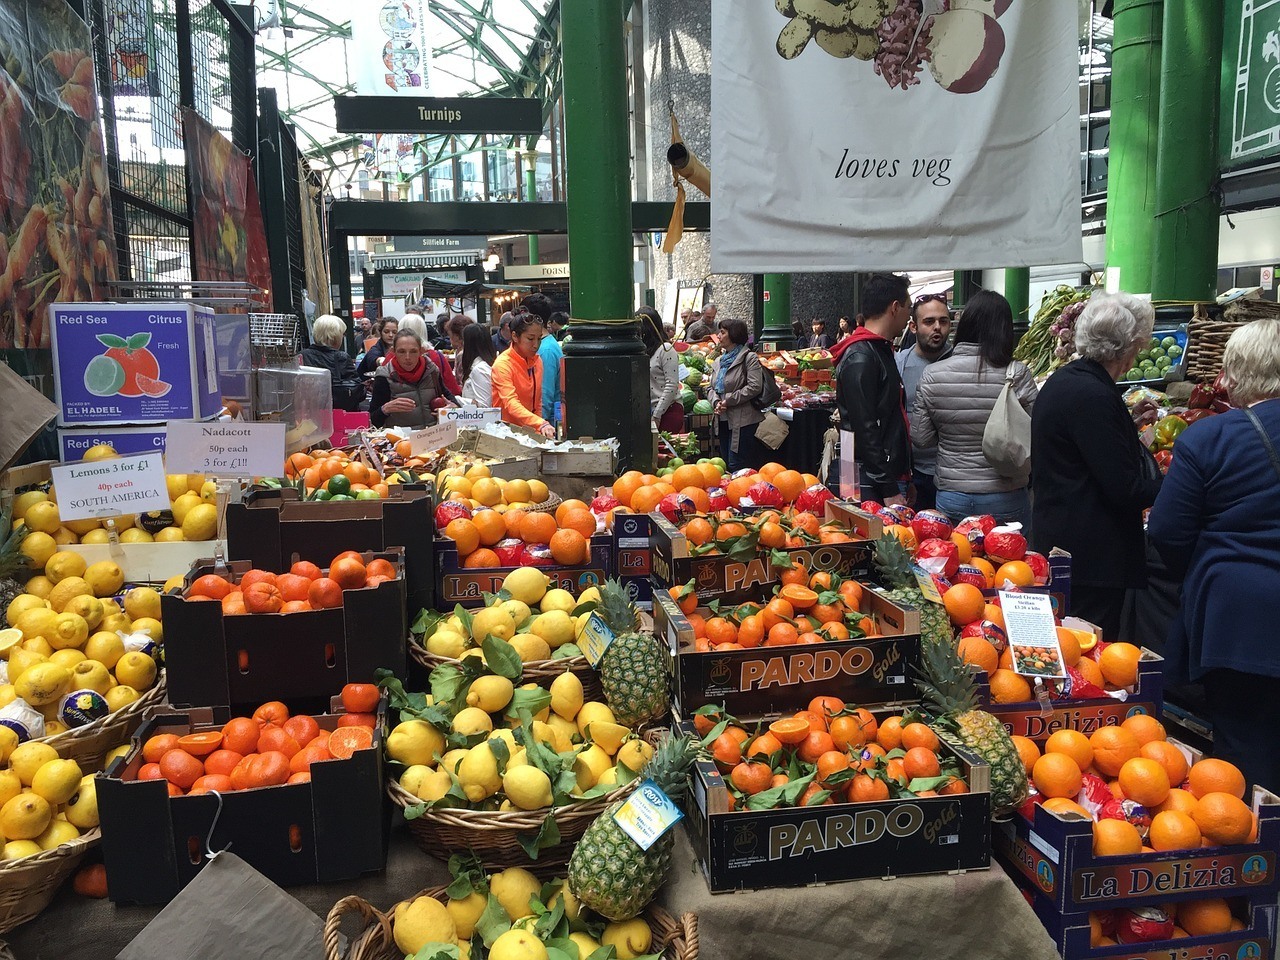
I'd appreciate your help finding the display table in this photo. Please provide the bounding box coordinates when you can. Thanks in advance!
[774,405,835,475]
[5,823,1059,959]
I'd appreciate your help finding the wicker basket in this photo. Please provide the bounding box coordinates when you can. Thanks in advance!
[387,777,638,872]
[1184,315,1245,383]
[36,672,167,770]
[325,884,698,960]
[0,828,99,934]
[522,492,562,515]
[409,642,604,701]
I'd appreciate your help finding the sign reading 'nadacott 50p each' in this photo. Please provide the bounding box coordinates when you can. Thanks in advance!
[711,0,1082,273]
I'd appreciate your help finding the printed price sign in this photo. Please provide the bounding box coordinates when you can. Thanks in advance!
[612,779,683,851]
[409,421,459,455]
[911,565,944,604]
[439,406,501,426]
[52,453,170,521]
[578,613,615,668]
[1000,590,1066,680]
[164,421,285,477]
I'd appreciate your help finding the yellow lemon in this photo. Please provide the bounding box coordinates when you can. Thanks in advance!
[69,660,112,695]
[79,529,110,545]
[539,589,576,614]
[23,502,60,535]
[573,744,612,792]
[550,671,584,721]
[502,765,553,810]
[44,551,86,585]
[1,840,41,860]
[0,685,15,708]
[0,731,17,768]
[186,474,207,493]
[12,491,48,520]
[114,652,157,691]
[100,614,132,634]
[35,818,80,850]
[104,514,134,531]
[0,794,51,841]
[501,567,549,606]
[489,867,542,922]
[62,595,103,631]
[0,769,19,806]
[170,492,202,526]
[5,648,46,684]
[446,891,488,940]
[80,444,118,462]
[50,613,88,650]
[503,479,532,504]
[466,675,514,713]
[15,662,70,706]
[83,561,124,598]
[530,610,575,650]
[617,738,655,773]
[14,606,57,642]
[456,745,502,802]
[83,631,124,669]
[154,527,185,542]
[21,636,53,657]
[9,742,58,786]
[49,649,86,670]
[392,897,457,956]
[0,628,21,660]
[424,629,469,659]
[576,702,615,738]
[118,528,153,544]
[386,720,446,767]
[30,758,82,805]
[450,707,493,738]
[19,532,56,568]
[104,744,130,766]
[165,475,190,500]
[527,480,549,504]
[508,633,552,663]
[182,503,218,541]
[6,595,48,626]
[162,574,185,594]
[602,918,653,959]
[131,617,162,642]
[64,775,98,830]
[47,577,92,613]
[123,587,161,621]
[51,527,78,545]
[584,721,630,756]
[199,480,218,502]
[62,517,102,537]
[569,933,601,957]
[469,606,515,643]
[105,685,139,711]
[22,577,53,600]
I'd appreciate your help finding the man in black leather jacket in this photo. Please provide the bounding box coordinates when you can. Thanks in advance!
[834,273,913,506]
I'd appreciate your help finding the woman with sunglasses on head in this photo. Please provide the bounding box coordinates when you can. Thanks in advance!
[912,290,1038,528]
[491,313,556,438]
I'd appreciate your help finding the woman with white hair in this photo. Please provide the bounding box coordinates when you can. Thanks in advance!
[1148,318,1280,791]
[1030,292,1163,638]
[300,314,362,410]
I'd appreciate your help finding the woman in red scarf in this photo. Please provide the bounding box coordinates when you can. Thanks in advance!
[369,331,449,428]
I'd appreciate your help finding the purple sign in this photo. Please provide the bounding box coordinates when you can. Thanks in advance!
[49,303,222,426]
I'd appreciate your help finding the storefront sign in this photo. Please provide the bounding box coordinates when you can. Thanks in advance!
[391,236,486,254]
[504,263,571,281]
[711,3,1081,271]
[164,421,286,478]
[335,96,542,135]
[52,453,170,521]
[350,1,431,96]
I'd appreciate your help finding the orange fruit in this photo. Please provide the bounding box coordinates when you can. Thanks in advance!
[1075,656,1105,689]
[704,617,738,647]
[768,717,810,746]
[948,531,972,563]
[968,557,996,587]
[683,517,715,546]
[1177,898,1234,937]
[900,722,939,751]
[189,575,232,600]
[798,731,836,763]
[876,716,904,750]
[308,577,343,609]
[760,597,794,630]
[765,623,799,647]
[848,775,890,803]
[993,561,1034,587]
[679,487,712,514]
[1042,797,1091,819]
[518,512,558,545]
[1187,758,1246,800]
[463,549,501,568]
[1148,810,1202,851]
[1155,787,1199,816]
[667,584,697,615]
[943,584,985,626]
[1089,726,1141,777]
[1141,741,1189,788]
[798,782,833,807]
[158,749,204,790]
[778,584,818,610]
[612,471,644,507]
[631,486,666,514]
[1054,627,1081,667]
[1032,752,1083,799]
[792,710,828,735]
[903,747,940,780]
[730,761,773,796]
[758,462,784,480]
[204,749,244,777]
[829,715,868,752]
[1118,757,1171,807]
[1092,818,1143,856]
[238,569,277,592]
[989,669,1031,704]
[243,581,284,614]
[982,603,1006,630]
[697,463,723,487]
[886,524,917,550]
[1120,713,1166,745]
[956,636,998,675]
[1011,735,1041,775]
[504,508,529,538]
[549,529,589,565]
[143,734,181,764]
[257,725,302,758]
[710,733,743,771]
[328,726,374,759]
[1098,642,1141,688]
[554,499,589,526]
[472,510,508,546]
[1192,792,1253,845]
[1045,730,1093,773]
[816,750,851,786]
[772,470,806,503]
[559,507,598,539]
[808,696,845,720]
[329,556,367,590]
[858,743,887,770]
[737,615,765,648]
[222,717,260,755]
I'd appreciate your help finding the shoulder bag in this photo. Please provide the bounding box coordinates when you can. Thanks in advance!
[982,365,1032,477]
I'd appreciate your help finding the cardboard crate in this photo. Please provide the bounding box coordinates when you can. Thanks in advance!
[226,485,434,614]
[978,648,1164,743]
[981,552,1073,618]
[64,539,230,584]
[612,511,653,610]
[653,583,921,721]
[436,534,612,609]
[994,778,1280,917]
[1011,873,1276,960]
[650,502,881,604]
[160,550,408,711]
[684,717,991,893]
[97,695,388,904]
[1,459,56,510]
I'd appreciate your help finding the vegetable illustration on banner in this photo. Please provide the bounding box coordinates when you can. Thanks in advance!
[351,1,432,96]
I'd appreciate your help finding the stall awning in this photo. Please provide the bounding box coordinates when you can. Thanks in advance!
[370,252,479,269]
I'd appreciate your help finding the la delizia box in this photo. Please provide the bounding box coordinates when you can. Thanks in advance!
[435,533,612,609]
[49,302,222,426]
[96,693,389,904]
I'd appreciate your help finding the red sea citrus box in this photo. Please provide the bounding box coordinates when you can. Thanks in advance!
[49,302,223,426]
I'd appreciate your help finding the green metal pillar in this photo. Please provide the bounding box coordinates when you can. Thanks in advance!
[561,0,650,469]
[524,150,540,266]
[1150,0,1221,302]
[762,274,793,349]
[1005,268,1031,335]
[952,270,982,308]
[1106,0,1164,294]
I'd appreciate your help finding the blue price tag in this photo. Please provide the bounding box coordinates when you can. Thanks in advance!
[612,779,684,851]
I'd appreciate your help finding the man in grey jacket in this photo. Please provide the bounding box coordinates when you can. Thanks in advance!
[896,294,952,509]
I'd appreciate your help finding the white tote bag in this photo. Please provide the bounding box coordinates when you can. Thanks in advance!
[982,366,1032,477]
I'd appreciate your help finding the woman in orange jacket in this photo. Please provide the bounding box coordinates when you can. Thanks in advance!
[491,314,556,438]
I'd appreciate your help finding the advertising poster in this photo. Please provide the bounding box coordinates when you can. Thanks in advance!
[711,1,1082,272]
[183,109,273,305]
[351,1,432,95]
[105,0,155,98]
[0,0,119,350]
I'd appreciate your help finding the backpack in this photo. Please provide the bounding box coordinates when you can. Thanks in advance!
[982,366,1032,477]
[752,353,782,411]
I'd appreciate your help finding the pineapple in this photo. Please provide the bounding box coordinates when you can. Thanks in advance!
[915,637,1029,816]
[594,580,669,728]
[567,734,700,920]
[872,534,952,647]
[0,504,30,610]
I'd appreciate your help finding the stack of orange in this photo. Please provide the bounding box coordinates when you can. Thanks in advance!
[1089,898,1250,947]
[1020,714,1257,856]
[441,498,598,568]
[671,573,877,652]
[185,553,396,615]
[696,698,968,811]
[284,451,391,499]
[129,685,377,796]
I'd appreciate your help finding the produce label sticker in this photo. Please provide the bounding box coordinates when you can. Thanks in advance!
[911,565,944,604]
[164,421,286,478]
[439,406,502,426]
[52,453,170,521]
[1000,590,1066,679]
[409,421,458,455]
[578,613,615,668]
[613,779,683,851]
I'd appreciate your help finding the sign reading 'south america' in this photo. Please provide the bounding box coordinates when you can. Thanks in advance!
[711,0,1082,273]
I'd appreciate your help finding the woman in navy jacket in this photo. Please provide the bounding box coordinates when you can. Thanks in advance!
[1148,318,1280,793]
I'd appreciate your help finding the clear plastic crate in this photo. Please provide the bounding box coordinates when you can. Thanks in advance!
[254,365,333,452]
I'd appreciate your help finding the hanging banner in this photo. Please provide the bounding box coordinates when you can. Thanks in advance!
[711,1,1082,273]
[351,1,432,96]
[105,0,155,98]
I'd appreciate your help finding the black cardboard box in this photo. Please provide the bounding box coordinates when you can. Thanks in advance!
[161,551,408,711]
[612,511,654,610]
[97,695,388,905]
[227,484,434,613]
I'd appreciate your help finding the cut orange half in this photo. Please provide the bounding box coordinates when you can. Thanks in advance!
[768,716,811,746]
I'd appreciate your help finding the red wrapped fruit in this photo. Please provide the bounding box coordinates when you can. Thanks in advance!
[953,564,988,590]
[495,538,525,566]
[745,481,784,508]
[910,509,954,544]
[883,503,916,525]
[955,514,996,553]
[984,525,1028,564]
[519,543,555,567]
[706,487,730,512]
[1115,906,1174,944]
[916,537,960,580]
[658,492,697,524]
[795,484,835,514]
[590,493,620,516]
[434,500,473,530]
[859,500,884,515]
[961,619,1008,651]
[1024,550,1050,584]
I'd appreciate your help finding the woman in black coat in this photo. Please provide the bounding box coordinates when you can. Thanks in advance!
[1030,293,1162,639]
[300,315,362,411]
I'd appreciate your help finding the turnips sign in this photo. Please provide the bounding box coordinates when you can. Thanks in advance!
[711,0,1082,272]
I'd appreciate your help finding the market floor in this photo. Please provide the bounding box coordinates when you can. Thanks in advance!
[1,822,1060,959]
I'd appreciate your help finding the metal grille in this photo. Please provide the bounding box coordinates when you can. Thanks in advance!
[189,0,234,134]
[115,199,191,283]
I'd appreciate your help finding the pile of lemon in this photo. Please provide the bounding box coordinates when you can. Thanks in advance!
[435,462,552,513]
[4,557,162,736]
[12,444,219,549]
[0,738,107,860]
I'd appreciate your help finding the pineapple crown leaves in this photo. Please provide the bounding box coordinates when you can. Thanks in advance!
[641,733,702,802]
[911,638,980,720]
[873,534,917,589]
[596,578,641,635]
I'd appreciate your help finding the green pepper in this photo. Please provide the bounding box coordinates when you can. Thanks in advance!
[1154,415,1188,451]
